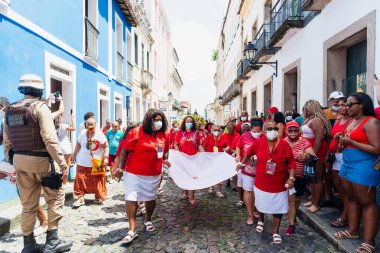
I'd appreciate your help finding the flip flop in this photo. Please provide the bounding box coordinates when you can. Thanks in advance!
[144,221,155,232]
[216,191,224,198]
[331,218,348,228]
[307,205,320,213]
[236,200,244,208]
[302,201,312,207]
[256,221,264,233]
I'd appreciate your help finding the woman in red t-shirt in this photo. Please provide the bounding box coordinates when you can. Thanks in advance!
[326,97,352,228]
[174,116,201,205]
[285,121,315,236]
[119,109,171,244]
[237,121,296,245]
[201,125,229,198]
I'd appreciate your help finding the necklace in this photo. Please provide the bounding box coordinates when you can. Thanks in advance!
[346,116,365,136]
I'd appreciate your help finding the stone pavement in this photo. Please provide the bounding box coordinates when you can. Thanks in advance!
[0,176,337,253]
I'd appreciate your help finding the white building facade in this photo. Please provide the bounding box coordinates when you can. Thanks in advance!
[214,0,379,120]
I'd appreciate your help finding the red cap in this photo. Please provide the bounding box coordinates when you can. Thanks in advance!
[266,106,278,114]
[286,121,299,129]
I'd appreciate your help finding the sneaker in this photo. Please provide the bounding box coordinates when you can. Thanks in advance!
[286,225,296,236]
[72,198,85,208]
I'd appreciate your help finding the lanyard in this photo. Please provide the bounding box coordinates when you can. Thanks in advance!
[267,139,279,161]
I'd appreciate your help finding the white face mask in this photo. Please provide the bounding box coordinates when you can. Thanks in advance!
[266,130,278,141]
[286,116,292,121]
[251,132,262,139]
[213,131,220,137]
[0,110,5,118]
[241,116,247,122]
[153,121,163,131]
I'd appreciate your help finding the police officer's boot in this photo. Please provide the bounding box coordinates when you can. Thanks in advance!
[43,229,73,253]
[21,233,43,253]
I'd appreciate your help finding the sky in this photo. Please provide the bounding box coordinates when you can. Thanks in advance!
[162,0,229,116]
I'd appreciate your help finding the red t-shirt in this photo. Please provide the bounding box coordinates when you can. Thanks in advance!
[287,138,311,178]
[329,118,351,152]
[202,134,228,152]
[237,132,262,177]
[249,137,296,193]
[175,130,201,155]
[123,126,169,176]
[222,132,240,154]
[169,128,178,149]
[116,138,125,157]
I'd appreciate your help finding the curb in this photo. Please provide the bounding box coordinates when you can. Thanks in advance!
[297,206,357,253]
[0,190,74,237]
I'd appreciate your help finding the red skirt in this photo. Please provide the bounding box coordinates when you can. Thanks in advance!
[74,165,107,200]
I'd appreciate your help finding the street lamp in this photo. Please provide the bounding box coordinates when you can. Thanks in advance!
[244,41,278,77]
[216,95,223,105]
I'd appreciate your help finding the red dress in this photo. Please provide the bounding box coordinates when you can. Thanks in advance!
[174,130,201,155]
[249,138,296,193]
[123,126,169,176]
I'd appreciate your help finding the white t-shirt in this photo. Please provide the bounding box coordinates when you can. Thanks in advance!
[56,123,70,142]
[76,130,107,167]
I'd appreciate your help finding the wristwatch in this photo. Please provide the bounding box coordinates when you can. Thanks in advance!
[289,176,296,182]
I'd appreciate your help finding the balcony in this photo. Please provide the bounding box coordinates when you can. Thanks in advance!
[268,0,319,48]
[302,0,331,11]
[172,99,182,111]
[236,59,252,83]
[127,60,133,84]
[222,83,241,105]
[116,52,124,81]
[85,17,99,63]
[252,24,279,63]
[141,70,153,95]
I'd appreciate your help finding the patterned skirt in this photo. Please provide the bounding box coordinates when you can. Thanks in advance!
[74,165,107,200]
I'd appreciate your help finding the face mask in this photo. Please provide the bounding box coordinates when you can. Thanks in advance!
[185,123,193,129]
[174,128,179,132]
[251,132,262,139]
[266,130,278,141]
[213,131,220,137]
[0,110,5,118]
[153,121,162,131]
[286,116,292,121]
[331,105,339,112]
[241,116,247,122]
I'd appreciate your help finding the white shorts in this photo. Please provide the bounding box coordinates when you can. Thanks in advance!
[332,153,343,171]
[237,171,243,188]
[242,174,254,191]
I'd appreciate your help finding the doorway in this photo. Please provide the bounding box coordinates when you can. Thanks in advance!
[283,67,299,113]
[264,81,272,114]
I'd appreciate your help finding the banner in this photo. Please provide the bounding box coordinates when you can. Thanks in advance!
[168,150,237,190]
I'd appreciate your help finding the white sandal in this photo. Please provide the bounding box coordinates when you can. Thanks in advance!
[256,221,264,233]
[122,230,138,244]
[144,221,155,232]
[216,191,224,198]
[273,233,282,244]
[236,200,244,208]
[72,198,85,208]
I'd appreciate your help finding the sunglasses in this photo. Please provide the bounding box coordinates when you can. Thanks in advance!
[266,127,279,131]
[287,129,300,133]
[345,102,361,108]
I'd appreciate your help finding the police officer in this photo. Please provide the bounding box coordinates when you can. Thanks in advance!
[2,74,72,253]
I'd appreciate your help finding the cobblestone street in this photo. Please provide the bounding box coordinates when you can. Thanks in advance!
[0,175,337,253]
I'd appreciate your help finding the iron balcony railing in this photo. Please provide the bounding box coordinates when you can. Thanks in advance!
[85,17,99,63]
[141,70,153,90]
[237,59,251,80]
[127,61,133,84]
[116,51,124,80]
[270,0,303,36]
[251,24,279,63]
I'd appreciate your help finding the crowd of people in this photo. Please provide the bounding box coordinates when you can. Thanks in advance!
[1,73,380,253]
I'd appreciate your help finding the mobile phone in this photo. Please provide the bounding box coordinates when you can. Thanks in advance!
[374,74,379,80]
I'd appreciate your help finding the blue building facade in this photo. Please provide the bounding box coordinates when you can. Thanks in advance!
[0,0,136,203]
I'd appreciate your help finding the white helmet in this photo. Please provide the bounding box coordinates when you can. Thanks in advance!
[19,74,44,90]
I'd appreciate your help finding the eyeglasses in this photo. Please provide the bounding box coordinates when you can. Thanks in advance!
[287,129,300,133]
[266,127,279,131]
[345,102,361,108]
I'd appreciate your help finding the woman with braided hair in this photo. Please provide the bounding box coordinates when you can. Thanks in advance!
[301,100,331,213]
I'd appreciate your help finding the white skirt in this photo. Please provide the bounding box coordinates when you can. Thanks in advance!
[60,139,72,155]
[123,172,161,201]
[254,187,288,214]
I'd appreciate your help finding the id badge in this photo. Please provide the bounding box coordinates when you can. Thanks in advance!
[266,160,276,175]
[156,147,164,159]
[213,146,219,153]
